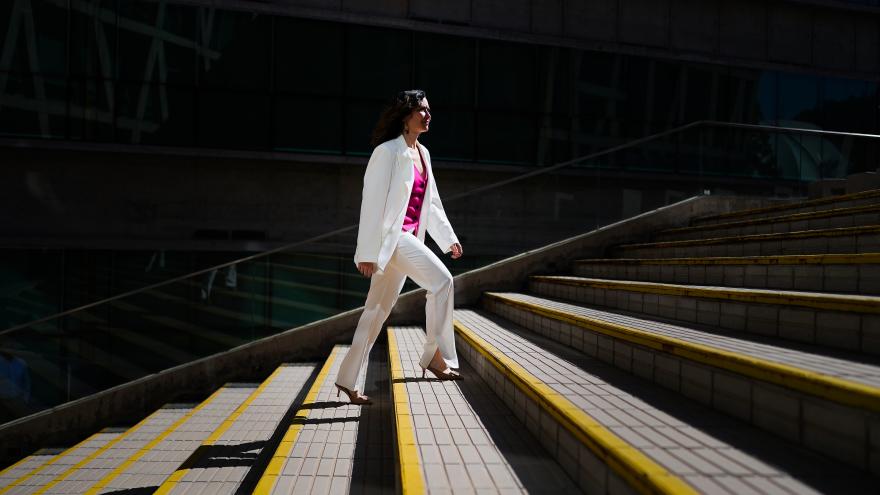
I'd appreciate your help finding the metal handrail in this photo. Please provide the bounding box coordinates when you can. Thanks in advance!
[3,120,878,336]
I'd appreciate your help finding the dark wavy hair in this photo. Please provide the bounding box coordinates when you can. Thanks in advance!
[370,89,426,148]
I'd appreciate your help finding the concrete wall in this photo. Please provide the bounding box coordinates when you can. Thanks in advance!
[201,0,880,80]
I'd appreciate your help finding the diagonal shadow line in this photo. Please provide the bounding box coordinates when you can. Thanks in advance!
[98,488,158,495]
[233,362,321,495]
[350,335,395,495]
[473,308,878,494]
[296,400,350,410]
[440,338,581,492]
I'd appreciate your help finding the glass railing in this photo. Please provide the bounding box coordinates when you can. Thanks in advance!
[1,120,877,425]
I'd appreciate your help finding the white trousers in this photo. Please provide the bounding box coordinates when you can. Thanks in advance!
[335,231,457,390]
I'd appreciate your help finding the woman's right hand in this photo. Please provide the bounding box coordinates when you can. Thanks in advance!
[357,262,377,278]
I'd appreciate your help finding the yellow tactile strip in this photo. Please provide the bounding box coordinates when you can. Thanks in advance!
[0,430,117,495]
[662,203,880,235]
[530,275,880,314]
[453,319,698,495]
[387,328,427,495]
[485,291,880,414]
[574,253,880,266]
[695,188,880,223]
[253,347,339,494]
[618,224,880,250]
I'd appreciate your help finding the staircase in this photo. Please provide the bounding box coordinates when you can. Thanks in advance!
[2,189,879,494]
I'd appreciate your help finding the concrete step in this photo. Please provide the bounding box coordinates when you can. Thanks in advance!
[528,275,880,355]
[615,225,880,259]
[480,291,880,475]
[453,308,878,494]
[253,345,395,495]
[657,203,880,242]
[21,403,195,494]
[0,430,122,494]
[118,364,314,495]
[692,189,880,227]
[573,254,880,295]
[387,326,579,493]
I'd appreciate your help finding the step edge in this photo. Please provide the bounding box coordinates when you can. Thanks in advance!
[485,292,880,414]
[453,318,698,495]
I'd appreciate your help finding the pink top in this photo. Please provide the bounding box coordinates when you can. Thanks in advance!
[402,150,428,236]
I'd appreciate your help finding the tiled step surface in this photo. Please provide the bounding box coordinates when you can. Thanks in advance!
[388,326,578,494]
[482,291,880,474]
[1,430,123,495]
[529,275,880,355]
[31,404,194,494]
[657,204,880,242]
[453,308,879,494]
[691,190,880,227]
[86,384,256,494]
[94,363,314,495]
[254,345,395,495]
[0,452,61,494]
[572,254,880,295]
[616,225,880,259]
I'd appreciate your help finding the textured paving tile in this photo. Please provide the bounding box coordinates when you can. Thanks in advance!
[499,290,880,388]
[5,430,124,495]
[102,364,314,495]
[265,345,394,495]
[390,326,579,495]
[454,308,878,494]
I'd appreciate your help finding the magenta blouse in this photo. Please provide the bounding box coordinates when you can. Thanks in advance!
[401,150,428,236]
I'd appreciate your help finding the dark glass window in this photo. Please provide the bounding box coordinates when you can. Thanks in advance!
[777,72,818,126]
[198,10,270,90]
[346,26,411,99]
[476,111,536,164]
[0,1,67,76]
[576,52,625,121]
[0,74,66,139]
[537,46,571,116]
[116,83,195,146]
[822,77,873,132]
[344,99,384,154]
[69,77,116,142]
[420,108,474,161]
[69,0,117,79]
[414,33,474,106]
[478,40,536,112]
[198,90,269,149]
[117,2,197,86]
[275,18,344,96]
[274,95,343,153]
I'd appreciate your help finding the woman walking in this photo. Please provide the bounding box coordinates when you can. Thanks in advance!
[334,90,464,405]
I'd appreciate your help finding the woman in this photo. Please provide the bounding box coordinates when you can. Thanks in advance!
[334,90,464,405]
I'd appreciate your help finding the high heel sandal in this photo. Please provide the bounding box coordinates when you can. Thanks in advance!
[421,365,463,381]
[334,383,373,405]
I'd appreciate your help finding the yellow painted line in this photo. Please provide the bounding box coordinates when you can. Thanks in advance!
[698,188,880,222]
[663,203,880,235]
[486,292,880,413]
[30,403,192,495]
[387,328,426,495]
[154,366,287,494]
[620,224,880,250]
[83,386,234,495]
[530,275,880,314]
[0,429,125,493]
[453,319,697,495]
[253,347,339,495]
[574,253,880,266]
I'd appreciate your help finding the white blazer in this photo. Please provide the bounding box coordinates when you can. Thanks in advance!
[354,134,459,272]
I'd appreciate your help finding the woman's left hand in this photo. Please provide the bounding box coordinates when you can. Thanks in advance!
[449,243,463,259]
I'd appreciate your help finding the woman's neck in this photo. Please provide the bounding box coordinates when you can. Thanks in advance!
[403,132,419,149]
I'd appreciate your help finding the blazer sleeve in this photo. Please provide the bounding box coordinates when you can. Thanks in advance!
[427,175,459,253]
[354,145,393,265]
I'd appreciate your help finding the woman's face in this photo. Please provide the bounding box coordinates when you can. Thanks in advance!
[404,97,431,135]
